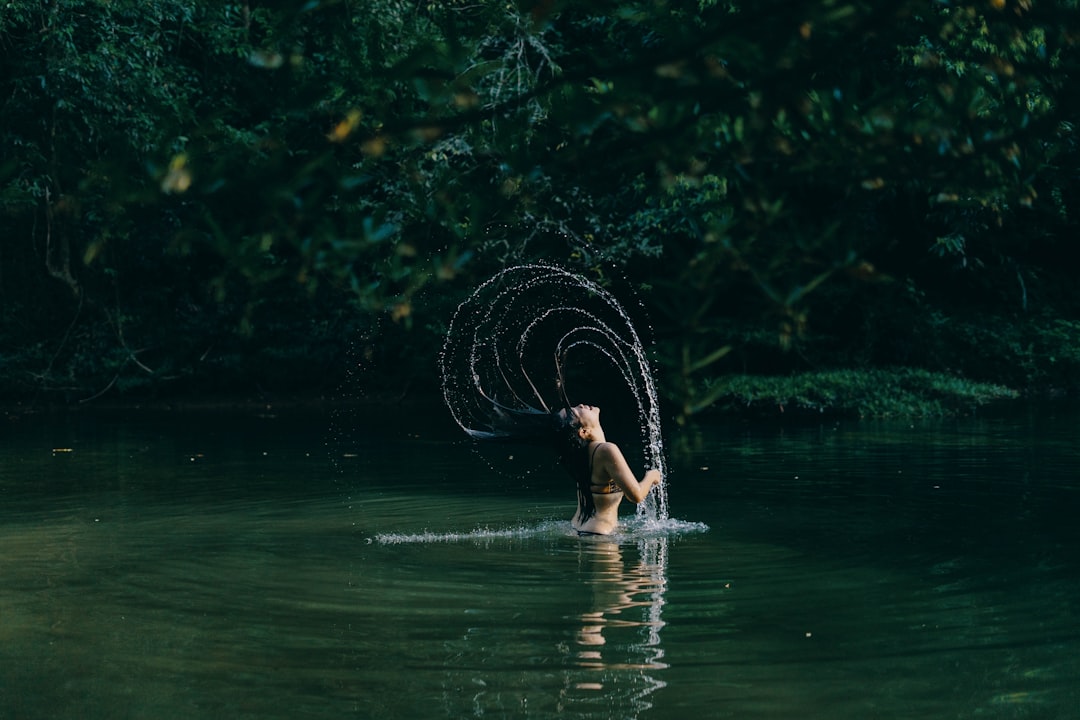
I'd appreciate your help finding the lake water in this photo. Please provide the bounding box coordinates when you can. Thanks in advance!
[2,402,1078,719]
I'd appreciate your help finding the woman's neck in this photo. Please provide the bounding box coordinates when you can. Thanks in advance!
[582,425,606,444]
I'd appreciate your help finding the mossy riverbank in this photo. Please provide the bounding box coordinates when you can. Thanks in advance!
[707,368,1024,419]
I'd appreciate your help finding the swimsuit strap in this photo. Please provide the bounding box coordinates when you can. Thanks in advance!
[588,442,606,473]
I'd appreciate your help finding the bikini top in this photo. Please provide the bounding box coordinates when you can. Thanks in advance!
[588,442,621,495]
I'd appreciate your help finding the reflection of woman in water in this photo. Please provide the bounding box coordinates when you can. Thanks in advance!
[556,404,662,536]
[561,537,669,714]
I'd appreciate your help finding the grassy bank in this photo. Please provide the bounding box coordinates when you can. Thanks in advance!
[709,368,1022,419]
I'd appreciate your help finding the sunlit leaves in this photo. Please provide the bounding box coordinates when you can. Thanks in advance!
[160,153,193,194]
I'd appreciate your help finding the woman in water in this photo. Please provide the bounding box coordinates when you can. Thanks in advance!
[556,403,662,536]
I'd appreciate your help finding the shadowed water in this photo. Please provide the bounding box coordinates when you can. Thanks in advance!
[2,404,1079,719]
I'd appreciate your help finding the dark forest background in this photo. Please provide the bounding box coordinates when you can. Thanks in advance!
[2,0,1078,420]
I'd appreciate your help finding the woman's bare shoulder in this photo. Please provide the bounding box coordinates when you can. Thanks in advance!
[595,442,626,460]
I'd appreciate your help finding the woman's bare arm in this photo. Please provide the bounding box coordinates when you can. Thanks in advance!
[597,443,661,504]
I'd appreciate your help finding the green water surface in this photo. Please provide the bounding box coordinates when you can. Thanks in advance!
[2,404,1078,719]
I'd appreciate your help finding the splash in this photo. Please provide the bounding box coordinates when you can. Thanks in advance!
[439,263,669,522]
[370,521,563,546]
[370,519,708,545]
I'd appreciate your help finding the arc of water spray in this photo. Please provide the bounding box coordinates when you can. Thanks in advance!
[440,263,668,522]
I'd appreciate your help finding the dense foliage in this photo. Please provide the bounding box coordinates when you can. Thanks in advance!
[2,0,1078,417]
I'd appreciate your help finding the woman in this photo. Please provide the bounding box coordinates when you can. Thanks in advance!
[556,404,662,536]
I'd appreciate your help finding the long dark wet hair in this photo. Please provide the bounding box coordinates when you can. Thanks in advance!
[468,398,598,522]
[553,406,598,524]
